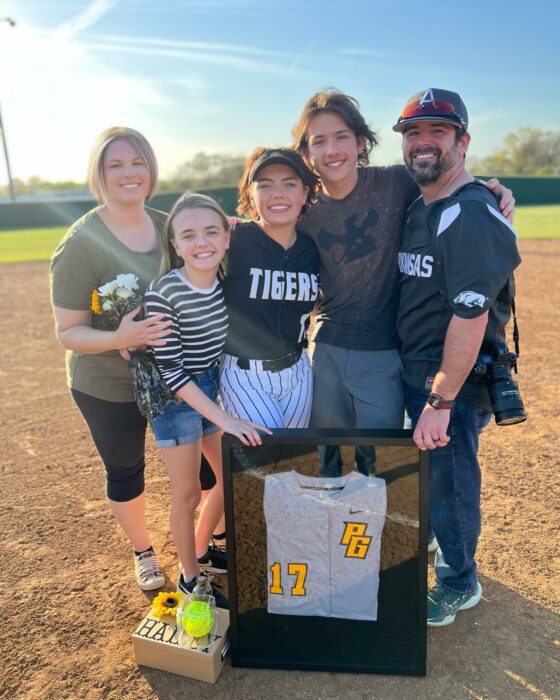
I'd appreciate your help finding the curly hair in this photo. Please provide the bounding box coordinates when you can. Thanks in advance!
[292,89,378,167]
[237,146,320,221]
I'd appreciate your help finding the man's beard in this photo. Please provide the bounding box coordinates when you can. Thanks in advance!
[405,147,456,185]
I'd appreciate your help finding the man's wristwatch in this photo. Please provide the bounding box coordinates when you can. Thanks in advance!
[426,393,455,410]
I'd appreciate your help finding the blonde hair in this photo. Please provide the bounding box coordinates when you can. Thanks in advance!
[160,192,230,276]
[87,126,158,202]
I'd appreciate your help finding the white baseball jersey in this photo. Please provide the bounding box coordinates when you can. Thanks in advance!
[263,470,386,620]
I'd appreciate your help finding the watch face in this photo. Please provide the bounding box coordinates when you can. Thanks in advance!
[428,393,453,409]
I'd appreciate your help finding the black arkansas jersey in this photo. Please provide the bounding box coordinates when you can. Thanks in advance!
[223,221,320,360]
[397,181,521,404]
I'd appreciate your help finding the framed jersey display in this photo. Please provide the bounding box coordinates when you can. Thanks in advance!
[222,429,428,676]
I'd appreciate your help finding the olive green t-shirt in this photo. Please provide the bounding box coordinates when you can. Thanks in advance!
[50,206,167,402]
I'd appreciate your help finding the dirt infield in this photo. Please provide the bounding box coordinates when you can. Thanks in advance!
[1,239,558,699]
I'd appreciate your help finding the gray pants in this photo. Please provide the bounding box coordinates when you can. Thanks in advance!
[309,342,405,429]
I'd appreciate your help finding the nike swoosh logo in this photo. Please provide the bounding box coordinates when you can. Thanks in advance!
[349,509,364,515]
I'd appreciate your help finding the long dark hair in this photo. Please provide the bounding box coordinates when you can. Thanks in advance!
[292,89,378,167]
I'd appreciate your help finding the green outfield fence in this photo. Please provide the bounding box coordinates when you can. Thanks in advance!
[0,186,239,231]
[0,177,559,231]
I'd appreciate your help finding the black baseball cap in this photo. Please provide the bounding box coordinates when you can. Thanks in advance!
[249,149,310,184]
[393,88,468,132]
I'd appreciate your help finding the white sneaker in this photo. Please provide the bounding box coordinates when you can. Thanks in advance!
[134,550,165,591]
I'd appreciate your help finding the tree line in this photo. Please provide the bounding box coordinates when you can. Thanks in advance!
[2,128,559,198]
[469,128,560,176]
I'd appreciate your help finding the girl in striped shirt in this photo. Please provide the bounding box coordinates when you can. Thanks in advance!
[145,193,268,603]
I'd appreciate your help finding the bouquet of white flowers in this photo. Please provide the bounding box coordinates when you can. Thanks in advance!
[91,273,172,417]
[91,273,143,330]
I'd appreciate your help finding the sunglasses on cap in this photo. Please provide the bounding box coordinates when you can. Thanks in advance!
[393,89,468,132]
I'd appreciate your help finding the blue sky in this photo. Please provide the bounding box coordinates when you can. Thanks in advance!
[0,0,558,184]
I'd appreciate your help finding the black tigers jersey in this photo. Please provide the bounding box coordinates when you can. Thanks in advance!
[264,471,386,620]
[223,222,319,360]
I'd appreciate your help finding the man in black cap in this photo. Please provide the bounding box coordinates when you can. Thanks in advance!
[394,88,522,626]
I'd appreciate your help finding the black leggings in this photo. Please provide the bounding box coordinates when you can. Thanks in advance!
[72,389,147,502]
[200,454,217,491]
[72,389,218,500]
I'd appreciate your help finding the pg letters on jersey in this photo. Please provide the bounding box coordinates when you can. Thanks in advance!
[263,471,386,621]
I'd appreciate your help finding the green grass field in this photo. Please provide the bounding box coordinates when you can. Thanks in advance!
[512,205,560,240]
[0,205,558,264]
[0,227,67,264]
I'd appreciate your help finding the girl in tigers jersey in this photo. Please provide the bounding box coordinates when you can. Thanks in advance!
[220,148,321,428]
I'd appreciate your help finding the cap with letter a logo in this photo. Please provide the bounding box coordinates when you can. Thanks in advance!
[393,88,468,132]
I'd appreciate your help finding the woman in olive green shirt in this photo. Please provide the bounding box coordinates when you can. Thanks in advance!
[50,127,172,590]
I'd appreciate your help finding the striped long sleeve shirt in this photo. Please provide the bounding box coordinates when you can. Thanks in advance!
[144,268,228,393]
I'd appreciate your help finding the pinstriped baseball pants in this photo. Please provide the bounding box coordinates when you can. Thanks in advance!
[219,352,313,428]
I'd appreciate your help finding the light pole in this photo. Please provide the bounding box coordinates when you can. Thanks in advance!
[1,17,16,202]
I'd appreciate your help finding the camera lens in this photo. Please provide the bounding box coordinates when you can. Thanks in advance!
[486,364,527,426]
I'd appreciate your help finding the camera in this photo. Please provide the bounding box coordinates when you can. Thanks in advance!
[473,343,527,426]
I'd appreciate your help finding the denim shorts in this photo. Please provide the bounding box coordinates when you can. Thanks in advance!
[150,367,221,447]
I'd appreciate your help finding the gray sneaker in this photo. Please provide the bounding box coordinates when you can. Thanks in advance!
[134,549,165,591]
[427,581,482,627]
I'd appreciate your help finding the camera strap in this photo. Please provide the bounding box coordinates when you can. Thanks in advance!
[511,296,520,372]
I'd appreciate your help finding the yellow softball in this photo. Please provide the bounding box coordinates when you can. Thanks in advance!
[182,600,214,638]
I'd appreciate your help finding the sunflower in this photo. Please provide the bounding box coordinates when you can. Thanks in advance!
[90,289,102,314]
[151,591,184,618]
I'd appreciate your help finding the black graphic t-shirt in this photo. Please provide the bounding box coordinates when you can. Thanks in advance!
[223,221,320,360]
[300,166,418,351]
[397,182,521,405]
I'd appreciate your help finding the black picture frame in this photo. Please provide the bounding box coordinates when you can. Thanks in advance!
[222,429,429,677]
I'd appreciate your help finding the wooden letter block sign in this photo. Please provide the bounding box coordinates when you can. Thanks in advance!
[132,608,230,683]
